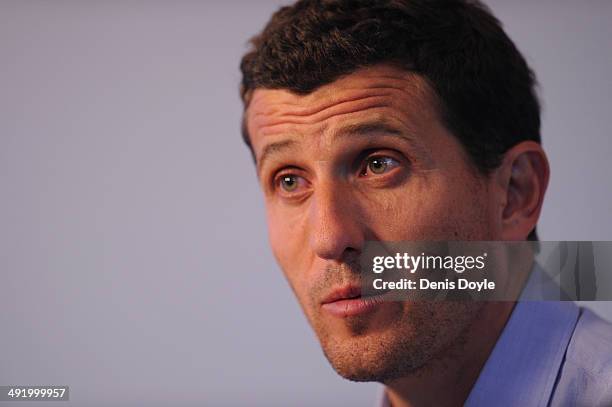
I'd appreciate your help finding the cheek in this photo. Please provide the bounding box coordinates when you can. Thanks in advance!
[426,178,492,239]
[266,207,318,316]
[266,204,309,286]
[267,209,290,269]
[362,175,490,240]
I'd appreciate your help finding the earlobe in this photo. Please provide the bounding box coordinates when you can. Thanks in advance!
[499,141,550,240]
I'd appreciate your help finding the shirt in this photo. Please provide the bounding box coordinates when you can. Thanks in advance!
[378,266,612,406]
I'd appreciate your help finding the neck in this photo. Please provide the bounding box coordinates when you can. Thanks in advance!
[384,301,516,407]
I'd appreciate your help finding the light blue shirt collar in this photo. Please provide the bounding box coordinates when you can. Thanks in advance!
[465,264,580,406]
[378,264,581,407]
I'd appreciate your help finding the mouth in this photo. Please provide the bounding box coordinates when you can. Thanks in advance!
[320,284,389,318]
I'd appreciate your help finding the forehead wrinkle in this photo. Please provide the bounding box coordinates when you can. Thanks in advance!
[251,91,392,126]
[249,82,434,135]
[254,119,329,175]
[248,68,440,174]
[252,85,410,116]
[248,73,422,116]
[252,100,391,136]
[247,64,436,128]
[248,93,396,161]
[257,105,405,161]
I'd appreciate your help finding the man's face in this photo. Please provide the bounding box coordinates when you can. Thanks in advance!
[246,65,501,381]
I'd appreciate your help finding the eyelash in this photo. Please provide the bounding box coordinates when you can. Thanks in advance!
[359,155,401,177]
[272,153,404,197]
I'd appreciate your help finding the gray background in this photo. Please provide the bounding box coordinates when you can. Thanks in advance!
[1,1,610,406]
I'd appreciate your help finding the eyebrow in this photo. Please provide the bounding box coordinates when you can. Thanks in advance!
[333,121,413,143]
[256,120,425,174]
[257,139,298,174]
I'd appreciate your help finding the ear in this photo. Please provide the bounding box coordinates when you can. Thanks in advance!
[495,141,550,240]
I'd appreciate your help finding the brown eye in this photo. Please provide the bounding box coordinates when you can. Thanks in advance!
[365,156,397,175]
[279,175,299,192]
[368,158,387,174]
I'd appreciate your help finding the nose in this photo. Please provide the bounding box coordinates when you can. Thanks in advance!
[308,180,365,261]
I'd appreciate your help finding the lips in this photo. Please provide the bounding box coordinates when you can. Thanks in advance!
[320,284,387,318]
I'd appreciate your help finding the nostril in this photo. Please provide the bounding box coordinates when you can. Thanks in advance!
[308,190,365,260]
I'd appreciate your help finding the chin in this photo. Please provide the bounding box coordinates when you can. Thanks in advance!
[313,300,484,383]
[318,328,429,383]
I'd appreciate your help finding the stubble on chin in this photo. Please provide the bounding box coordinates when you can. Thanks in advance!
[312,300,484,383]
[287,244,486,383]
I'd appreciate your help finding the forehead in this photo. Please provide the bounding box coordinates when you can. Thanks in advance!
[245,65,441,159]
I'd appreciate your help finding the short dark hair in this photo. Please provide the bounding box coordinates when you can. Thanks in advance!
[240,0,540,240]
